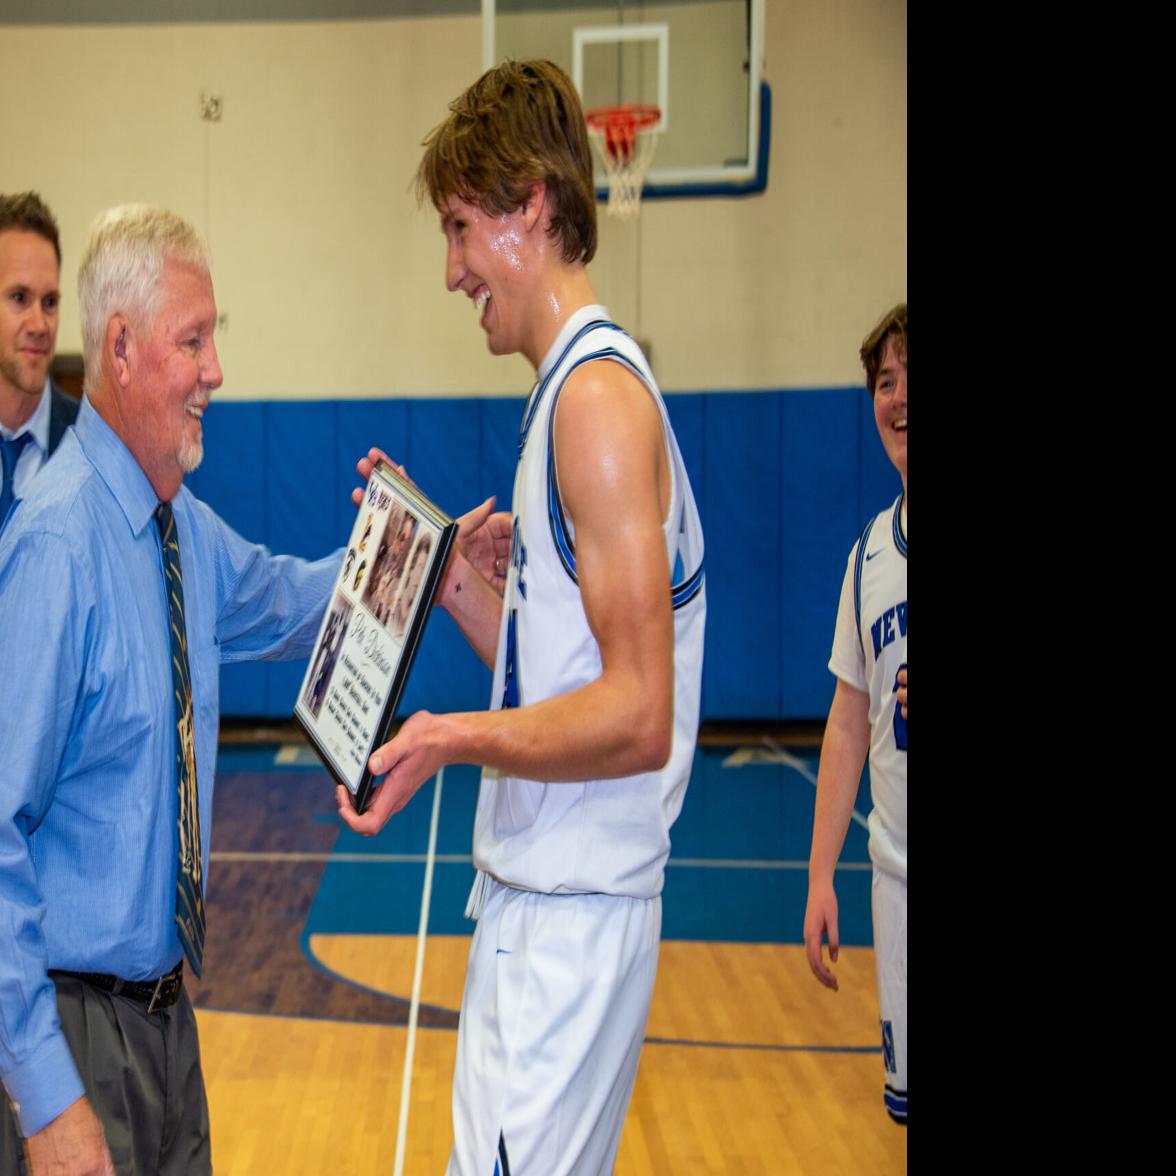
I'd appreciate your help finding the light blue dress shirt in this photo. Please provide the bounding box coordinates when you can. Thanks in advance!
[0,397,339,1136]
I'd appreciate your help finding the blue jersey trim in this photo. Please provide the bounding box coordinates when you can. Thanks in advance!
[547,457,578,583]
[884,1084,908,1122]
[518,318,613,456]
[891,493,907,557]
[543,335,705,608]
[853,515,877,655]
[545,344,648,584]
[671,562,706,609]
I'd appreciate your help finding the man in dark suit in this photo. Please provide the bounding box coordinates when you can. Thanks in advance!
[1,192,78,531]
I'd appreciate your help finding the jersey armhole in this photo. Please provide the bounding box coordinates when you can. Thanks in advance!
[853,515,877,655]
[546,348,669,584]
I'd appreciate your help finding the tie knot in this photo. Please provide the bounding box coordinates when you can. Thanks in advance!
[1,432,35,529]
[155,500,174,537]
[1,431,33,469]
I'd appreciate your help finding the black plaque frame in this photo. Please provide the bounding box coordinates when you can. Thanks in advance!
[293,461,457,813]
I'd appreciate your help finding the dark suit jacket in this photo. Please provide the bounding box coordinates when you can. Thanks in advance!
[48,378,80,456]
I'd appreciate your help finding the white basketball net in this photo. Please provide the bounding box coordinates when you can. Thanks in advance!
[588,118,660,219]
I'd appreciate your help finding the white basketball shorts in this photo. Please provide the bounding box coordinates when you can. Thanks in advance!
[871,865,907,1124]
[447,875,661,1175]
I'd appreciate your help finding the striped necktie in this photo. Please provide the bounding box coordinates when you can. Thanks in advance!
[155,501,206,976]
[0,432,32,530]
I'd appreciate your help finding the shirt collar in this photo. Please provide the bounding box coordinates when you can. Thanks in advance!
[536,303,611,382]
[0,376,52,453]
[74,396,162,537]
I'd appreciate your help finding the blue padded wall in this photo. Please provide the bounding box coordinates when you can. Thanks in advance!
[190,389,901,723]
[778,389,861,717]
[185,402,269,714]
[701,392,782,717]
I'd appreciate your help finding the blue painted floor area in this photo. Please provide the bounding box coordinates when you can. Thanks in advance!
[665,747,873,944]
[217,743,876,948]
[216,743,326,772]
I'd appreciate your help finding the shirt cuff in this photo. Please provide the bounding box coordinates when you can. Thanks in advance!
[4,1031,85,1138]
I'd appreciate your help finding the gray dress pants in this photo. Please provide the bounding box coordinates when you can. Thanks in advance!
[1,972,211,1175]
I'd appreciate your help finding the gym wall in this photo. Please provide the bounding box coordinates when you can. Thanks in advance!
[0,0,906,720]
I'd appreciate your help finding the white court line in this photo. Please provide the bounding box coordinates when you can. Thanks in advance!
[209,850,865,871]
[392,768,444,1176]
[669,857,870,872]
[209,851,470,864]
[761,738,869,831]
[209,856,874,874]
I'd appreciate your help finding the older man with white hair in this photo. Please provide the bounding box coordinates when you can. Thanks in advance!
[0,204,341,1174]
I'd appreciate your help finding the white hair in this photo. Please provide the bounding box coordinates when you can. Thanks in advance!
[78,204,210,394]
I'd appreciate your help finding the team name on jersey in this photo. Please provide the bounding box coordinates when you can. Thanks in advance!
[510,516,528,600]
[870,601,908,660]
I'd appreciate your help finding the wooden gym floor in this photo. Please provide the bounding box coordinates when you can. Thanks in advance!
[187,736,906,1174]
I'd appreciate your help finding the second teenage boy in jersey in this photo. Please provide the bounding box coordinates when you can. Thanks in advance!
[337,60,706,1175]
[803,303,907,1125]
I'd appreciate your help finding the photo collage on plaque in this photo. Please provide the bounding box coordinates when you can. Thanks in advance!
[300,593,353,720]
[295,466,449,796]
[358,503,434,641]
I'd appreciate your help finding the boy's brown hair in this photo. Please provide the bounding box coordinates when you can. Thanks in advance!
[860,303,907,395]
[416,59,598,265]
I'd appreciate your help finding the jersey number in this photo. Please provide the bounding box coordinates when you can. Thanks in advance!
[891,663,907,751]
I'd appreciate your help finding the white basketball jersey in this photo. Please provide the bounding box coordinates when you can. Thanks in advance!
[829,495,907,880]
[473,305,706,899]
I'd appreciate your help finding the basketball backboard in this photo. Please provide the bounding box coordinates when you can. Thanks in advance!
[483,0,768,200]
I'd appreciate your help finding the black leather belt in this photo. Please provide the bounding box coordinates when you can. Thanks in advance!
[50,960,184,1015]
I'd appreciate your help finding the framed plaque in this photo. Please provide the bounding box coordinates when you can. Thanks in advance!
[293,460,457,813]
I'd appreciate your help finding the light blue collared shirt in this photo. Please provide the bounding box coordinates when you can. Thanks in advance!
[0,397,339,1136]
[0,376,53,498]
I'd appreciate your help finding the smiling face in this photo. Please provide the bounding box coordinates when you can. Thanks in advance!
[441,193,536,363]
[121,258,222,499]
[872,334,907,487]
[0,228,60,425]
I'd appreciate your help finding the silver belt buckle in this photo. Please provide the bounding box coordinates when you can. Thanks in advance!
[146,974,167,1015]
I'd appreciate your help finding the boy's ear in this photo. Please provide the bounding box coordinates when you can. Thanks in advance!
[522,182,547,232]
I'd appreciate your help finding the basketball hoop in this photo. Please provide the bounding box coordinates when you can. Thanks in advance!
[585,105,661,219]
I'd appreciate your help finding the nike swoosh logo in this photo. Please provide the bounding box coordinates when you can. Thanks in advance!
[496,948,512,955]
[865,550,884,561]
